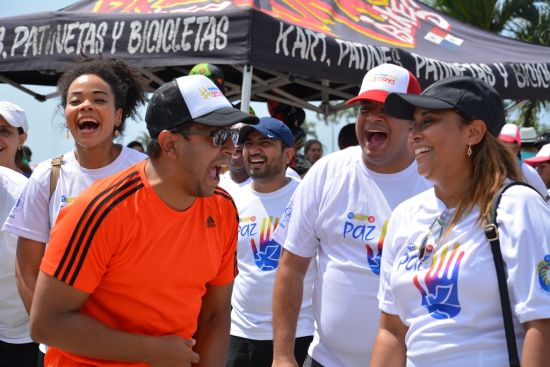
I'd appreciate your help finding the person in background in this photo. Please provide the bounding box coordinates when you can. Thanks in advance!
[272,63,431,367]
[534,132,550,151]
[337,123,359,150]
[499,123,548,200]
[303,139,323,165]
[519,126,539,161]
[525,143,550,197]
[373,76,550,367]
[226,117,314,367]
[289,128,312,178]
[0,101,28,174]
[2,58,148,365]
[0,167,36,366]
[29,74,258,367]
[126,140,145,153]
[15,146,33,177]
[189,63,226,93]
[267,100,312,177]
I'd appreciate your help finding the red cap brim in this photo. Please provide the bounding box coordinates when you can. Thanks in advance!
[498,135,520,145]
[524,156,550,166]
[346,90,389,105]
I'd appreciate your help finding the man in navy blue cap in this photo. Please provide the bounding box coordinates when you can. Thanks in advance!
[225,117,315,367]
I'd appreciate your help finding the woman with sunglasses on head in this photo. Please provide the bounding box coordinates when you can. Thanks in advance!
[0,102,34,366]
[2,58,147,365]
[0,101,29,174]
[371,76,550,367]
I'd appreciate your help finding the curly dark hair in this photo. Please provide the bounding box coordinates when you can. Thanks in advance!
[57,58,147,134]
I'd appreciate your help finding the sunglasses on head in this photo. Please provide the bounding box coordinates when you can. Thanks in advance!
[173,128,240,146]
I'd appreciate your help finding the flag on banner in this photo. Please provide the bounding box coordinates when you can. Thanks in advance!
[425,27,464,50]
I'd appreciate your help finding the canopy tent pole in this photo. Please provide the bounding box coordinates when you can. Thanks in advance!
[0,75,58,102]
[240,65,253,113]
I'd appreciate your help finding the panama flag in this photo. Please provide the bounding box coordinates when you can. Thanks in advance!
[425,27,464,50]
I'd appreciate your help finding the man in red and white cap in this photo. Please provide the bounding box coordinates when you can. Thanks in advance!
[525,143,550,198]
[499,123,522,158]
[272,64,431,367]
[499,123,548,199]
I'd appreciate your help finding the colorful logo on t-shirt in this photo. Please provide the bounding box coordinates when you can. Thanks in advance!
[343,212,383,275]
[250,216,281,271]
[365,220,388,276]
[537,255,550,293]
[413,243,465,319]
[8,194,25,219]
[343,212,377,241]
[278,200,293,231]
[60,195,74,209]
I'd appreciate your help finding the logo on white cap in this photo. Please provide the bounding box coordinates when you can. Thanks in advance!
[176,75,231,119]
[360,64,410,95]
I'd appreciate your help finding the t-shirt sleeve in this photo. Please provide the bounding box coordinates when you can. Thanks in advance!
[40,191,119,294]
[377,208,403,315]
[274,164,322,258]
[2,161,52,243]
[498,186,550,323]
[522,163,549,201]
[208,203,239,286]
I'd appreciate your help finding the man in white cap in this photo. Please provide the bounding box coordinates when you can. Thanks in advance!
[0,101,28,173]
[499,123,548,200]
[29,75,258,367]
[525,143,550,198]
[272,64,432,367]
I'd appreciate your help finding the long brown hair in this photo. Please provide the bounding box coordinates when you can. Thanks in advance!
[447,119,522,231]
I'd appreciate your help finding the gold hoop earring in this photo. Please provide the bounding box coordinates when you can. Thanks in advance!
[467,144,472,157]
[114,129,120,137]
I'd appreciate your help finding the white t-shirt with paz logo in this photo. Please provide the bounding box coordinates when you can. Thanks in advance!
[273,146,431,367]
[230,178,315,340]
[379,186,550,367]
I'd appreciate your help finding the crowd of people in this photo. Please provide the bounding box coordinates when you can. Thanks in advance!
[0,59,549,367]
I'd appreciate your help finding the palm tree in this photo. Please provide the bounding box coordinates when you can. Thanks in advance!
[424,0,549,128]
[512,4,550,126]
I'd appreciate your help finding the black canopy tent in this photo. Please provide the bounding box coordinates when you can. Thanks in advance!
[0,0,549,115]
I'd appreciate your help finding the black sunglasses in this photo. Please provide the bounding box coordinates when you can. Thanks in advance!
[175,128,240,146]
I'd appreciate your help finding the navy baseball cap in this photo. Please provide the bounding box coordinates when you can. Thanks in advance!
[238,117,294,147]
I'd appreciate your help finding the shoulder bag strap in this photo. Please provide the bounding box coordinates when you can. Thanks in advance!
[49,155,64,200]
[484,181,542,367]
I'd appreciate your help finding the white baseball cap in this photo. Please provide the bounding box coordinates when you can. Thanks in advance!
[499,123,521,145]
[0,101,28,132]
[346,63,421,105]
[145,75,258,138]
[524,143,550,166]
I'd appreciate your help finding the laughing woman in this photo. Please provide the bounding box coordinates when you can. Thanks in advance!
[2,58,147,364]
[371,77,550,367]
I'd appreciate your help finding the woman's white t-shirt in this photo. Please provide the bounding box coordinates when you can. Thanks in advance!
[0,167,29,343]
[379,186,550,367]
